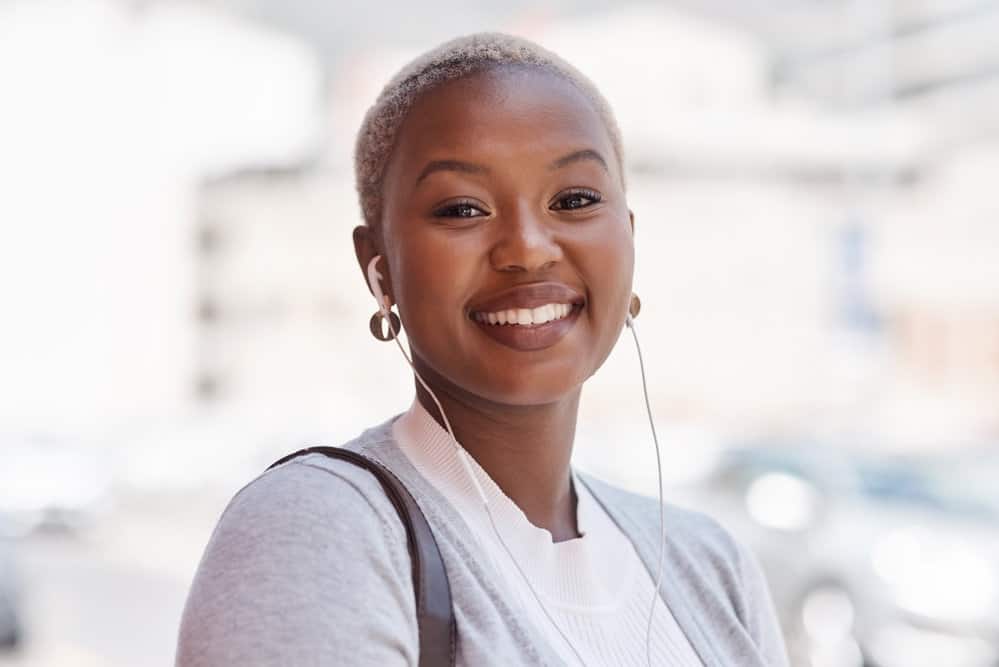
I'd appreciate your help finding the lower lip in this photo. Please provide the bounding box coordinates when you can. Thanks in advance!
[471,306,582,351]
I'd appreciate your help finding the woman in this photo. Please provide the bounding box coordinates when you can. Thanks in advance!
[176,32,789,667]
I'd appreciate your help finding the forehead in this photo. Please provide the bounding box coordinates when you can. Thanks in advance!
[386,67,617,183]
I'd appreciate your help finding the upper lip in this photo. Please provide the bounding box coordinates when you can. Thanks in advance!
[468,282,586,314]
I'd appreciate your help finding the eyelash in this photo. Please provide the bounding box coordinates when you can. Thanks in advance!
[433,199,485,219]
[551,188,602,211]
[431,189,603,219]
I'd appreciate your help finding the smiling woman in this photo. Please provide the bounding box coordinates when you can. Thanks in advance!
[361,62,633,408]
[176,32,789,667]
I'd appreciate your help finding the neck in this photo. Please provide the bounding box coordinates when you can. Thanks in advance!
[414,378,582,543]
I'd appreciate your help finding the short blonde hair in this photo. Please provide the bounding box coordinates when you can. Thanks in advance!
[353,31,626,228]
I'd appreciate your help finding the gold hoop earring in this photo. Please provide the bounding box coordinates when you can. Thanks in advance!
[629,293,641,319]
[369,310,401,342]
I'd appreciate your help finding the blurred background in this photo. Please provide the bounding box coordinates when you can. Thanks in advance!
[1,1,997,666]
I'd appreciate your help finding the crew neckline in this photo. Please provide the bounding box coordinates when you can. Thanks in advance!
[392,398,639,610]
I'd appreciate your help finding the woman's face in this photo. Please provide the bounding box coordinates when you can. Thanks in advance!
[362,67,634,406]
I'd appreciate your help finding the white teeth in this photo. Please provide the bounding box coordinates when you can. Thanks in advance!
[475,302,575,326]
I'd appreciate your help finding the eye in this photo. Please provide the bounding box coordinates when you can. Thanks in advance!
[432,199,488,218]
[551,188,602,211]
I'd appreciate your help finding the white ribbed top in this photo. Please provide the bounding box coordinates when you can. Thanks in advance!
[392,400,703,666]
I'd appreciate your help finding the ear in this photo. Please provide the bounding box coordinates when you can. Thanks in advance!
[352,225,394,306]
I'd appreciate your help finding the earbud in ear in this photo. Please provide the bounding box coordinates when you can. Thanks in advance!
[366,255,391,316]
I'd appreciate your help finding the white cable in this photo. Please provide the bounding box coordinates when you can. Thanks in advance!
[625,314,667,667]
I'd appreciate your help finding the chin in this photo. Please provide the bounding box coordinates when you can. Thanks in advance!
[463,360,590,407]
[411,338,597,407]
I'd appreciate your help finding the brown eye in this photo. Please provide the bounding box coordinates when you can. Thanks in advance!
[552,189,602,211]
[433,200,487,218]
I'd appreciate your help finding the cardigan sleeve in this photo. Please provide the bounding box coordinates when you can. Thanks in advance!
[175,459,419,667]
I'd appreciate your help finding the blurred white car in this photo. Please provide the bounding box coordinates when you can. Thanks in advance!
[677,442,999,667]
[0,435,112,537]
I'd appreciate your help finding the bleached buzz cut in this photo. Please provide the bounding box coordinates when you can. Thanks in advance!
[353,31,626,229]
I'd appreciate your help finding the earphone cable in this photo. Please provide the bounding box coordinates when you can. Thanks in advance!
[626,314,667,667]
[387,317,590,667]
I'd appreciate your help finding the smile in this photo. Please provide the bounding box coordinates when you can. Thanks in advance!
[468,303,583,352]
[466,282,585,351]
[472,303,574,326]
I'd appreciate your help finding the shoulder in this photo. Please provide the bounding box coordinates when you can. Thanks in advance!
[176,449,418,667]
[204,420,408,564]
[257,448,404,527]
[206,449,410,564]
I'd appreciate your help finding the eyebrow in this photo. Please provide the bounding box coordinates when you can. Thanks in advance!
[415,160,490,186]
[549,149,608,172]
[413,148,609,188]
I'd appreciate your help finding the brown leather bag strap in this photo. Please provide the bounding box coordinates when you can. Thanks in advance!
[267,446,456,667]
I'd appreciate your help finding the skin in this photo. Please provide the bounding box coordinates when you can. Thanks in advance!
[353,66,635,542]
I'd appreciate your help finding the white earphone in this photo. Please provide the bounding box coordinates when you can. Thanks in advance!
[365,254,667,667]
[366,255,392,317]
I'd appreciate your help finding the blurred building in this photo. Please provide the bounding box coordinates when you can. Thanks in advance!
[189,4,999,456]
[0,1,321,436]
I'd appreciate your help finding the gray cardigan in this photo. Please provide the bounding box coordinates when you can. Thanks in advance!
[176,417,789,666]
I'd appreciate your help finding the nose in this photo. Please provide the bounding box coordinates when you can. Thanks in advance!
[488,203,563,273]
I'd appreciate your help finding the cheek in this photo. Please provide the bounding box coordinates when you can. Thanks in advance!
[579,230,633,379]
[390,234,476,349]
[578,222,635,324]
